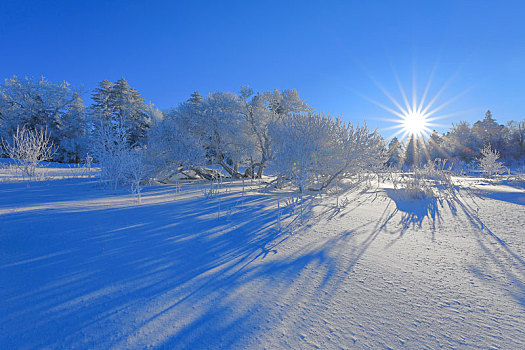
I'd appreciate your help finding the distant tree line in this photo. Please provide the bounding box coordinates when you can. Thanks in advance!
[1,76,524,183]
[387,109,524,169]
[0,76,156,163]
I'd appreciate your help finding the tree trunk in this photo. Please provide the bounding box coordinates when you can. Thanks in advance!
[218,159,241,178]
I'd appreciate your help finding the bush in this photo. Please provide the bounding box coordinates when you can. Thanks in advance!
[1,126,56,178]
[392,159,455,200]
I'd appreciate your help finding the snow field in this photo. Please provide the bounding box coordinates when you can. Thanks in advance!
[1,172,524,349]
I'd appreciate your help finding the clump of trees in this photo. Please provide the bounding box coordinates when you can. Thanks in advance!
[145,87,386,193]
[145,87,314,182]
[0,76,86,163]
[386,110,525,170]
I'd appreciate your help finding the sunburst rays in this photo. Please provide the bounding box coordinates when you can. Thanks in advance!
[361,65,473,166]
[364,67,472,142]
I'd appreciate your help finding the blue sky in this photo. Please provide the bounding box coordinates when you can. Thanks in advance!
[1,0,524,137]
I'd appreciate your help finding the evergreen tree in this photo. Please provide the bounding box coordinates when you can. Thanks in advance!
[58,92,87,162]
[403,134,420,168]
[110,78,150,145]
[188,91,203,106]
[386,137,404,168]
[90,78,151,147]
[91,79,114,122]
[472,110,505,152]
[427,130,445,161]
[442,121,477,162]
[505,120,525,161]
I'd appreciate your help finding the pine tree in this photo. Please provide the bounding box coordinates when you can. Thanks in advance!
[188,91,203,106]
[58,92,87,162]
[472,110,505,152]
[91,79,114,123]
[427,130,445,161]
[90,78,151,147]
[404,134,420,168]
[386,137,404,168]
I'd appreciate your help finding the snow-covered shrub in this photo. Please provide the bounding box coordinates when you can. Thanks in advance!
[392,159,455,200]
[392,170,434,200]
[1,126,56,178]
[123,148,150,203]
[269,112,385,193]
[478,144,505,178]
[92,121,152,200]
[422,159,455,189]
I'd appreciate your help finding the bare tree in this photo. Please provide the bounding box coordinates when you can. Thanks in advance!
[123,149,150,203]
[2,126,56,178]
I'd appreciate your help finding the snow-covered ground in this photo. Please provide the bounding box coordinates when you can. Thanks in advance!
[1,166,524,349]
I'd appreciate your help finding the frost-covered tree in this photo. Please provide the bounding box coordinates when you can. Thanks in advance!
[472,111,505,153]
[2,126,56,177]
[442,121,477,163]
[478,144,505,178]
[90,78,151,147]
[146,106,205,180]
[56,92,87,162]
[264,88,312,117]
[0,76,86,162]
[238,87,312,178]
[269,113,325,191]
[270,112,385,193]
[184,91,255,177]
[123,148,150,203]
[90,79,113,121]
[504,120,525,161]
[403,134,421,168]
[239,87,272,177]
[146,87,311,180]
[91,120,131,191]
[426,130,445,161]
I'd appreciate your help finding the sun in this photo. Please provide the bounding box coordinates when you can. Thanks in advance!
[361,66,471,165]
[362,68,468,141]
[402,111,427,137]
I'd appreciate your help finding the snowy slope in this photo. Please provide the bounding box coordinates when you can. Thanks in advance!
[1,175,524,349]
